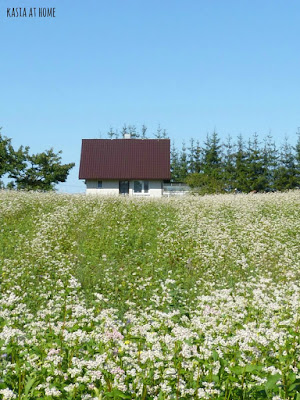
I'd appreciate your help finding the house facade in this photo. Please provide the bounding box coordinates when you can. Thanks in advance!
[79,138,170,197]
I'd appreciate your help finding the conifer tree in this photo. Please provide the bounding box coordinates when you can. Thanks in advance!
[128,125,140,138]
[247,133,266,191]
[170,142,181,182]
[262,134,278,190]
[194,140,202,174]
[222,135,236,191]
[274,137,298,190]
[107,127,117,139]
[154,124,163,139]
[188,138,196,174]
[294,129,300,186]
[121,124,128,138]
[234,134,249,192]
[141,124,148,138]
[179,141,188,181]
[202,132,222,177]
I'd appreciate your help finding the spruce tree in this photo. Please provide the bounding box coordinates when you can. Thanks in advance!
[194,140,202,174]
[234,134,249,192]
[247,133,266,191]
[262,134,278,191]
[222,135,236,191]
[188,138,196,174]
[274,137,298,190]
[170,141,181,182]
[294,129,300,186]
[179,141,188,181]
[203,132,222,174]
[128,125,140,138]
[141,124,148,138]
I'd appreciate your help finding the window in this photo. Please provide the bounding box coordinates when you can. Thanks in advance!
[119,181,129,195]
[134,180,142,193]
[134,180,149,194]
[97,181,102,188]
[144,181,149,193]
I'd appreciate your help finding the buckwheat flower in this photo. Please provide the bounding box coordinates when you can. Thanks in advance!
[0,388,17,399]
[263,366,281,375]
[44,387,61,397]
[64,384,77,393]
[197,388,209,399]
[88,370,102,381]
[68,277,81,289]
[164,368,177,377]
[159,382,172,394]
[81,395,93,400]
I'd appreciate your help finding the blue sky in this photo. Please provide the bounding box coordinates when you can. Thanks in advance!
[1,0,300,192]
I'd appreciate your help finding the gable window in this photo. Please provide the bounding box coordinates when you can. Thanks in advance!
[98,181,102,188]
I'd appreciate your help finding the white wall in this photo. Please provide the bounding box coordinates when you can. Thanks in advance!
[86,180,119,195]
[149,180,163,197]
[85,180,163,197]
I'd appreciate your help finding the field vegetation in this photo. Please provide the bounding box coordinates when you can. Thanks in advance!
[0,190,299,399]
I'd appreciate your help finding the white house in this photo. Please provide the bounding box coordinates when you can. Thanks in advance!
[79,137,170,197]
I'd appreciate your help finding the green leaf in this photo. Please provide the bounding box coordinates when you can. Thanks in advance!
[158,391,165,400]
[24,376,37,395]
[265,374,281,390]
[230,366,244,375]
[245,364,263,373]
[288,372,297,383]
[111,389,131,399]
[288,382,300,392]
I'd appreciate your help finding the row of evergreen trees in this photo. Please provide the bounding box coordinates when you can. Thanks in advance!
[171,131,300,193]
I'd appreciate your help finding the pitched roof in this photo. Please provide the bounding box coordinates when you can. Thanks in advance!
[79,139,171,180]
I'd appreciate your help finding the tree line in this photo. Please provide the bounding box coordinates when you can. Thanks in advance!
[171,131,300,193]
[0,129,74,191]
[103,124,169,139]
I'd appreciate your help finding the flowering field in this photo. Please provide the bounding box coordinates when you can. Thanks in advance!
[0,191,299,400]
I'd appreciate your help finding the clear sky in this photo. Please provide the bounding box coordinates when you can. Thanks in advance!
[1,0,300,193]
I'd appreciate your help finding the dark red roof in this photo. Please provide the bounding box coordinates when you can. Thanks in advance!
[79,139,171,180]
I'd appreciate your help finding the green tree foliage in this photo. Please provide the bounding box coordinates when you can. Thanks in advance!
[233,134,249,192]
[222,135,236,191]
[202,132,222,178]
[153,124,168,139]
[108,124,169,139]
[262,135,278,191]
[0,130,14,178]
[0,129,74,191]
[170,141,181,182]
[172,130,300,194]
[246,133,267,191]
[178,141,188,181]
[294,129,300,183]
[274,137,298,190]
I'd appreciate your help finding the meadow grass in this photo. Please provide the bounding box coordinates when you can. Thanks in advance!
[0,190,299,399]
